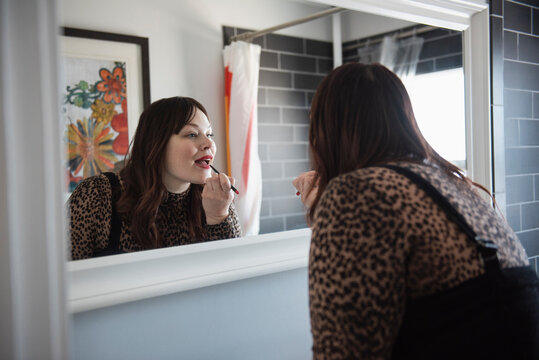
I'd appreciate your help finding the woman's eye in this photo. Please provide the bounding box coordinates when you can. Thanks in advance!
[207,133,215,138]
[187,133,197,138]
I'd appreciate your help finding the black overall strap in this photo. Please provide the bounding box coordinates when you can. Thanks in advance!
[102,172,122,254]
[380,165,500,273]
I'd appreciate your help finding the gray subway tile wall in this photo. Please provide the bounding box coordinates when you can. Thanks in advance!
[504,119,519,147]
[504,30,518,60]
[504,61,539,91]
[504,89,532,118]
[503,1,532,33]
[519,34,539,63]
[522,202,539,230]
[506,175,534,204]
[259,70,292,88]
[224,26,332,233]
[505,148,539,175]
[520,230,539,254]
[281,54,317,72]
[260,51,278,68]
[435,54,463,71]
[267,89,306,107]
[266,33,303,53]
[490,0,539,269]
[520,120,539,146]
[507,204,522,231]
[258,107,280,124]
[342,25,463,76]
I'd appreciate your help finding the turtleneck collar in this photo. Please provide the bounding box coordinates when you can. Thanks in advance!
[162,185,190,205]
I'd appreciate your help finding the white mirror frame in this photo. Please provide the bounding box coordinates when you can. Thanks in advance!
[67,0,490,313]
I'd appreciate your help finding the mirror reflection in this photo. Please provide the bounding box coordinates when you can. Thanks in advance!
[68,97,241,260]
[61,0,465,261]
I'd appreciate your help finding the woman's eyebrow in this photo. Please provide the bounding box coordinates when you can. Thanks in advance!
[183,123,212,132]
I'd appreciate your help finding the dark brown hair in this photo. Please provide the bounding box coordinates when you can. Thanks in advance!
[117,96,207,249]
[308,63,489,220]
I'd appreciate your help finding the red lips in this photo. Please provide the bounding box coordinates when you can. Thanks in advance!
[194,155,213,169]
[196,155,213,162]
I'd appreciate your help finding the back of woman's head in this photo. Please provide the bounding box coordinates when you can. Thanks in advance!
[309,63,468,218]
[118,96,208,248]
[310,63,431,178]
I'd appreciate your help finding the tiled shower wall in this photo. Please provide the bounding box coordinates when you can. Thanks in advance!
[490,0,539,271]
[223,26,332,234]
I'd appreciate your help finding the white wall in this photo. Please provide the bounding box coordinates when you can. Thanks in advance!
[341,10,415,42]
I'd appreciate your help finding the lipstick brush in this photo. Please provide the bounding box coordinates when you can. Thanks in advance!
[209,164,239,195]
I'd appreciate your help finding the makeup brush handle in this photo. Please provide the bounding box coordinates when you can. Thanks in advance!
[209,165,240,195]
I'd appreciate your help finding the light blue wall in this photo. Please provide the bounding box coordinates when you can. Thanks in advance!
[71,268,312,360]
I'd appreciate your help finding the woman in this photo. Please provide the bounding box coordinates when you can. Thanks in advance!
[69,96,241,260]
[293,63,538,359]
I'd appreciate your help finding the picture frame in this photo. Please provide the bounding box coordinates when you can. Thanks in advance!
[60,27,151,193]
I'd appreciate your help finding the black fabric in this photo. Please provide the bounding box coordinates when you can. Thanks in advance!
[392,266,539,359]
[378,165,539,360]
[93,172,125,257]
[382,164,500,272]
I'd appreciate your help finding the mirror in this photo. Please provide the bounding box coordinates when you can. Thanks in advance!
[61,0,490,310]
[60,0,485,263]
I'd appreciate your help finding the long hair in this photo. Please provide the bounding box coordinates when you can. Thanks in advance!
[116,96,208,249]
[308,63,488,220]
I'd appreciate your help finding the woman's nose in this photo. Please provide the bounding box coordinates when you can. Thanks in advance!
[200,135,213,150]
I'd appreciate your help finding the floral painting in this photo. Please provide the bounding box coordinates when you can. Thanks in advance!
[62,58,130,192]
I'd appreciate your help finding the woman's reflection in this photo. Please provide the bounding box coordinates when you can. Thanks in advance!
[68,96,241,260]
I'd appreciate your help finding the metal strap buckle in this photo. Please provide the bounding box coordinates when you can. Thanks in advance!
[475,237,499,264]
[475,237,499,250]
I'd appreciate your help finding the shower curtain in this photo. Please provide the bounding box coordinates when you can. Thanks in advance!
[223,41,262,236]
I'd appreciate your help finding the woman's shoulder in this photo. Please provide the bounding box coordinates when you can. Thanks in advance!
[72,173,109,192]
[69,173,115,205]
[326,166,409,196]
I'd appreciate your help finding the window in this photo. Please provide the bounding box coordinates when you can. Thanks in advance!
[404,67,466,170]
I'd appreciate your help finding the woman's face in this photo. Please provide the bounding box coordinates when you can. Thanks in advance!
[162,108,216,193]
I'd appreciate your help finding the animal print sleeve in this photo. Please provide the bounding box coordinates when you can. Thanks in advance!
[68,175,112,260]
[309,170,408,359]
[205,202,242,240]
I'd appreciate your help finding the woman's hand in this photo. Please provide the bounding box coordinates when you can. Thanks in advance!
[292,170,319,210]
[202,172,235,225]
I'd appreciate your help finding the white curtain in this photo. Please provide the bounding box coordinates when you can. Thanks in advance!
[357,34,424,82]
[223,41,262,236]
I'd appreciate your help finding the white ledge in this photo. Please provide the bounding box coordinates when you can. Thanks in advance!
[68,228,311,313]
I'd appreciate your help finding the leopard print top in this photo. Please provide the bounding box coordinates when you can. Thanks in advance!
[68,173,242,260]
[309,162,529,359]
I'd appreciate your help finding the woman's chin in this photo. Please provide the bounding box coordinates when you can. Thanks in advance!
[193,173,211,185]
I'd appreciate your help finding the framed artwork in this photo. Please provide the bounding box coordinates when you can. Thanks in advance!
[60,27,150,193]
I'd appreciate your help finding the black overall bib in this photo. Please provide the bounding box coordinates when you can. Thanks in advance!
[381,165,539,360]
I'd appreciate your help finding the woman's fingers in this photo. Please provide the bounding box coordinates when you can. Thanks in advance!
[293,171,319,209]
[293,171,317,195]
[206,173,217,192]
[204,173,236,195]
[202,173,235,225]
[218,173,231,192]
